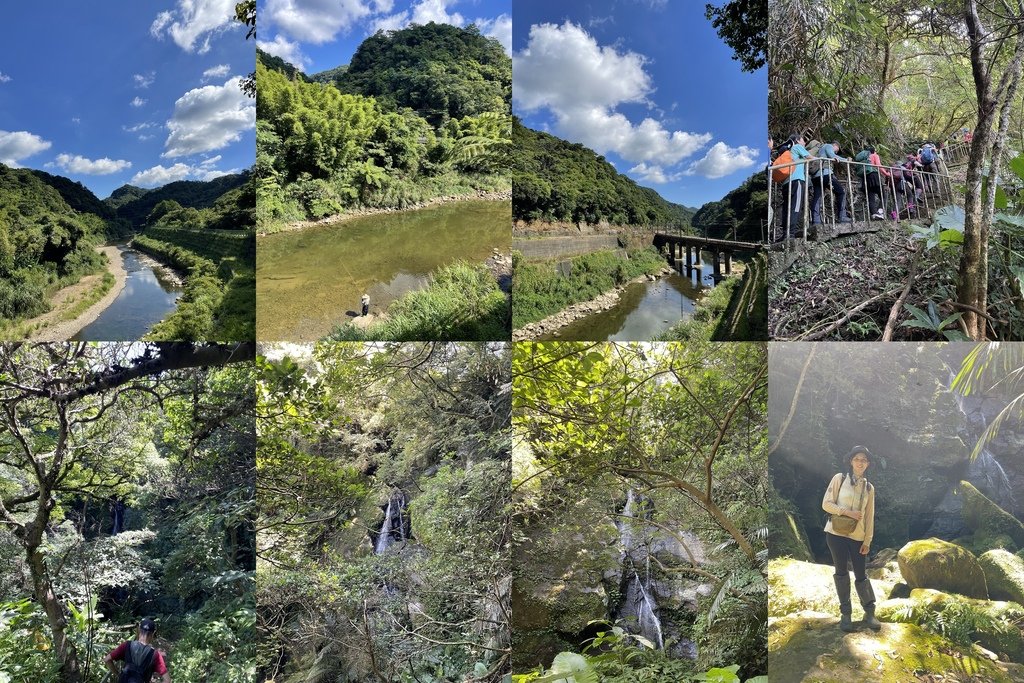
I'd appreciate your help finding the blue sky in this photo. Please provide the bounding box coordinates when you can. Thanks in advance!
[0,1,255,199]
[513,0,766,208]
[257,0,511,76]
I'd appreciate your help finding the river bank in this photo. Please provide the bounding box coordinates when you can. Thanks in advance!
[259,189,512,237]
[27,245,127,341]
[513,265,675,340]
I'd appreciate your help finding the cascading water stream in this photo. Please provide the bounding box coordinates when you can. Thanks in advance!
[617,489,666,650]
[375,496,395,554]
[946,371,1014,511]
[374,490,409,555]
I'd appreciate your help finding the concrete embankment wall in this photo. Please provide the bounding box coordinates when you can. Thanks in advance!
[513,234,622,260]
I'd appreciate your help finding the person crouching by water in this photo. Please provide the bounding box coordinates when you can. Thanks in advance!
[361,293,370,317]
[822,446,880,632]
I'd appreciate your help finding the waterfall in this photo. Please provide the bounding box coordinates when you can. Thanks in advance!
[375,497,394,554]
[374,490,408,554]
[617,489,666,651]
[946,371,1015,511]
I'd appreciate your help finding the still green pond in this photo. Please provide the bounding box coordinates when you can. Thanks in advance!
[257,200,511,340]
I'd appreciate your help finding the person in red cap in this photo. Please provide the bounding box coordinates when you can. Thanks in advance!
[104,618,171,682]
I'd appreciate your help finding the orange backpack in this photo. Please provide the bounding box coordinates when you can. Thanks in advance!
[772,149,795,183]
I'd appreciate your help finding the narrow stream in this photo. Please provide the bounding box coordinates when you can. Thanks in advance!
[71,246,183,341]
[537,254,721,341]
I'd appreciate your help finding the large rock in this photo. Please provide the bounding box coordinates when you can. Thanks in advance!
[768,611,1018,682]
[897,537,988,598]
[876,588,1024,663]
[961,480,1024,548]
[768,558,892,620]
[980,548,1024,605]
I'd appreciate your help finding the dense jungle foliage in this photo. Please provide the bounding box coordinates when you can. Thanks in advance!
[511,119,694,227]
[257,343,510,683]
[0,164,112,323]
[768,1,1024,340]
[255,23,511,230]
[0,342,256,683]
[106,173,253,232]
[512,342,769,682]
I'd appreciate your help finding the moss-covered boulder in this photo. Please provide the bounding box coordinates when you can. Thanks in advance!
[875,588,1024,663]
[768,558,891,620]
[960,480,1024,548]
[769,508,814,562]
[897,537,988,598]
[980,548,1024,605]
[768,610,1017,682]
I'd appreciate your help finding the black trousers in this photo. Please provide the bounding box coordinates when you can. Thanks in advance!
[826,531,867,581]
[811,174,846,222]
[783,179,805,238]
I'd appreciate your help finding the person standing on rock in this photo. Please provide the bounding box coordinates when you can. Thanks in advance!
[822,446,880,633]
[361,293,370,317]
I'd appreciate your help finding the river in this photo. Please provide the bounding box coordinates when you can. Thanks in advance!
[537,253,722,341]
[71,247,183,341]
[256,199,511,340]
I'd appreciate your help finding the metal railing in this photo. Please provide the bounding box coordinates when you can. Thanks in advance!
[942,139,971,167]
[766,154,958,245]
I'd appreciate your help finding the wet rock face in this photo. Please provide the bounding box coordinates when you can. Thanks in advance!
[897,538,988,599]
[960,480,1024,547]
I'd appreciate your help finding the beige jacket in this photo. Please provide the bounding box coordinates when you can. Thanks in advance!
[822,472,875,547]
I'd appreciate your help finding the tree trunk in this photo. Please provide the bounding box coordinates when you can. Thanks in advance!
[26,545,82,683]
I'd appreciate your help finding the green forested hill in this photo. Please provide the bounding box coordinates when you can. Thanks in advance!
[29,169,120,222]
[512,119,694,227]
[0,163,109,320]
[256,46,310,82]
[335,22,510,125]
[309,64,348,84]
[691,171,767,243]
[106,171,252,230]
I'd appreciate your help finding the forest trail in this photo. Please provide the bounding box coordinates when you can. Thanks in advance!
[27,245,127,341]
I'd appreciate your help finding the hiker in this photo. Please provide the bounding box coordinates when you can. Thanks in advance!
[918,142,938,190]
[822,446,880,634]
[104,618,171,682]
[776,133,813,239]
[903,155,925,203]
[853,146,886,219]
[810,142,852,224]
[360,294,370,317]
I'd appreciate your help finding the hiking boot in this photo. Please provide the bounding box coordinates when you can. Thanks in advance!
[835,575,856,632]
[856,580,882,631]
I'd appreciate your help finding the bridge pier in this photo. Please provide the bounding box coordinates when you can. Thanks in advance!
[725,251,732,275]
[685,245,693,275]
[713,249,722,279]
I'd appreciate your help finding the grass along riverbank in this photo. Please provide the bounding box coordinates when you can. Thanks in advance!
[328,261,509,341]
[8,245,124,340]
[512,247,667,329]
[656,254,767,341]
[132,235,254,341]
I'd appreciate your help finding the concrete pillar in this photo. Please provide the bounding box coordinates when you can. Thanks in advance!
[725,251,732,275]
[685,245,693,274]
[713,249,722,279]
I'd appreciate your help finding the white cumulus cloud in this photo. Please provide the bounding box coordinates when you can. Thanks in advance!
[514,22,712,167]
[478,13,511,54]
[628,162,682,185]
[130,97,147,108]
[151,0,236,54]
[131,161,238,187]
[131,163,195,187]
[163,76,256,157]
[266,0,376,44]
[202,64,231,81]
[52,153,132,175]
[257,34,309,68]
[0,72,11,83]
[0,130,52,166]
[685,142,759,179]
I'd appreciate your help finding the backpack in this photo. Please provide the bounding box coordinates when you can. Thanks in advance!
[825,473,872,533]
[771,148,795,183]
[119,641,156,683]
[807,141,825,176]
[921,145,935,163]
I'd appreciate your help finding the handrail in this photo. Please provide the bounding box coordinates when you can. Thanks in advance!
[766,153,958,247]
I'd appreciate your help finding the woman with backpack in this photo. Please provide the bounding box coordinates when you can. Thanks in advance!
[821,446,880,633]
[853,147,886,219]
[104,618,171,682]
[771,133,813,240]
